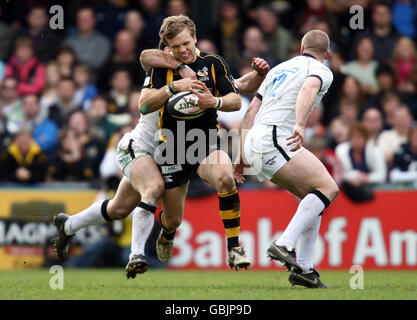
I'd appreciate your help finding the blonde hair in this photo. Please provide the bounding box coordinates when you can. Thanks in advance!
[392,36,417,60]
[301,29,330,57]
[159,15,196,45]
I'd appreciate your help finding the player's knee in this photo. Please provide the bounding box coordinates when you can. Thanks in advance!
[328,181,339,202]
[214,171,235,192]
[142,179,165,203]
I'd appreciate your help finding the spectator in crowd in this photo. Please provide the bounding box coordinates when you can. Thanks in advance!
[255,5,292,64]
[363,62,397,110]
[87,95,119,146]
[5,36,46,96]
[362,107,384,145]
[0,5,13,60]
[377,105,414,165]
[295,0,339,39]
[55,46,78,78]
[48,77,80,128]
[11,5,62,63]
[127,90,141,123]
[95,0,129,41]
[64,7,111,79]
[39,61,61,119]
[307,136,344,187]
[322,50,346,125]
[0,103,12,152]
[214,0,243,74]
[328,116,350,150]
[389,36,417,95]
[304,103,326,146]
[99,29,143,92]
[1,77,23,133]
[73,63,98,111]
[19,94,58,158]
[390,124,417,185]
[328,76,364,122]
[167,0,189,16]
[139,0,167,49]
[124,10,151,54]
[106,68,133,128]
[197,39,218,54]
[338,98,360,125]
[241,26,276,68]
[49,110,104,183]
[341,36,379,95]
[0,129,48,183]
[0,59,4,81]
[335,122,386,202]
[380,90,402,128]
[351,1,400,63]
[391,0,417,38]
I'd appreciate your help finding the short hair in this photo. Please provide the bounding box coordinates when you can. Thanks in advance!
[349,122,370,140]
[159,15,196,45]
[301,29,330,57]
[14,36,34,50]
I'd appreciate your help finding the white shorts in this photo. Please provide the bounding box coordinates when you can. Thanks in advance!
[244,124,304,182]
[116,132,154,182]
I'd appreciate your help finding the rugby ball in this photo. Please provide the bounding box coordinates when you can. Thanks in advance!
[166,91,205,120]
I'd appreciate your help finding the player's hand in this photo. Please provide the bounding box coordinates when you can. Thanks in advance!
[178,65,197,80]
[233,153,249,184]
[252,57,270,76]
[188,83,217,113]
[286,125,305,152]
[172,79,205,92]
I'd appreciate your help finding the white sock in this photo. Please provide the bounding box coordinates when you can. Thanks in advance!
[130,203,156,258]
[64,200,109,235]
[276,193,326,249]
[296,215,322,272]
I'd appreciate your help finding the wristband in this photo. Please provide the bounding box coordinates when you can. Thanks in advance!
[176,63,186,73]
[215,97,223,109]
[168,82,176,94]
[165,85,173,97]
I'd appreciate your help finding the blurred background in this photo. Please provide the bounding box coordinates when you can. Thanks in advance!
[0,0,416,271]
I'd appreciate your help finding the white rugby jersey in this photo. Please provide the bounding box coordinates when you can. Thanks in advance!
[131,110,160,153]
[254,53,333,133]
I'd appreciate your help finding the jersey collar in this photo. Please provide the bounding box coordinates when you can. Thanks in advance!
[301,53,318,60]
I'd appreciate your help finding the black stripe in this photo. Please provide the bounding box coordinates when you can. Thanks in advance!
[223,217,240,229]
[307,74,323,91]
[311,190,331,209]
[272,125,290,162]
[255,92,263,101]
[219,193,240,211]
[138,201,157,214]
[101,199,112,222]
[128,139,135,160]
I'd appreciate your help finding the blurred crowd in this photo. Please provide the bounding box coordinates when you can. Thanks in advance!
[0,0,417,201]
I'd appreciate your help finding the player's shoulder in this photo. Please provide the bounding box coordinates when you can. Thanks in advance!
[198,51,228,64]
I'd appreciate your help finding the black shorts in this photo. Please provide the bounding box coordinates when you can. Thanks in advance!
[156,137,220,189]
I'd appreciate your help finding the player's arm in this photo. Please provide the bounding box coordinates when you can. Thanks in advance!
[235,57,270,95]
[140,49,197,79]
[286,76,321,152]
[233,95,262,183]
[139,68,205,114]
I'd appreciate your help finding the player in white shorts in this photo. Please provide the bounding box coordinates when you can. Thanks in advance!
[234,30,339,288]
[52,42,270,278]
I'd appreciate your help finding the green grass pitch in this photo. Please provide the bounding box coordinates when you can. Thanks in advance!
[0,269,416,300]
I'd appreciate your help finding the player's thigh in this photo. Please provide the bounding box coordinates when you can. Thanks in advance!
[108,177,141,219]
[160,182,189,229]
[197,150,235,191]
[271,149,338,201]
[129,154,165,198]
